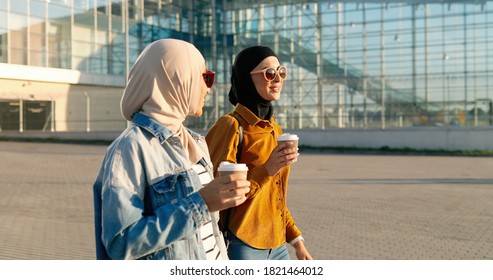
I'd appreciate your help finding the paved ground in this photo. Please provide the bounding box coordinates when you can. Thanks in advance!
[0,141,492,260]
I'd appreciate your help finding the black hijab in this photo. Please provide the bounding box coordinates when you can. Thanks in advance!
[228,46,278,120]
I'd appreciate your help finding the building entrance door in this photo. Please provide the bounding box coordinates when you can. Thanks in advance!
[0,100,53,131]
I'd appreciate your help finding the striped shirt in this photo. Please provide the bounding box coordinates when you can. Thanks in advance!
[192,163,227,260]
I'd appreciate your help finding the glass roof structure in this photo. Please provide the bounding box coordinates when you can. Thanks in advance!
[1,0,492,130]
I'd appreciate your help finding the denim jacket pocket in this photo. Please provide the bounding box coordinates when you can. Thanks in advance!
[148,172,194,210]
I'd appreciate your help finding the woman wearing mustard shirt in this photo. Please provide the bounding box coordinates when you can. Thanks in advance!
[205,46,313,260]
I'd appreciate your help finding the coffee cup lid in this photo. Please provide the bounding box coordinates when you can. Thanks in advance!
[218,161,248,171]
[277,133,299,141]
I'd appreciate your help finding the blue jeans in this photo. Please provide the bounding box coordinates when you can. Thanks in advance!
[226,231,290,260]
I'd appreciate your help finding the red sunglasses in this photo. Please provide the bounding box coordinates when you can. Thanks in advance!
[202,70,215,88]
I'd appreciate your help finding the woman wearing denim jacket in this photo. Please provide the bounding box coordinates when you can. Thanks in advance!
[205,46,313,260]
[92,39,250,260]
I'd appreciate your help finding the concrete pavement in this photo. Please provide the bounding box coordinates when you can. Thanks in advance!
[0,141,492,260]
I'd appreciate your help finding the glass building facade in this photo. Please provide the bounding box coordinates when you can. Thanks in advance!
[0,0,492,132]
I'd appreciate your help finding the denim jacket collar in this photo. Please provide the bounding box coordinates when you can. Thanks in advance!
[132,113,203,144]
[132,113,171,143]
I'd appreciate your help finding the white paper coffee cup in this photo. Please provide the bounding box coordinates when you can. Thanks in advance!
[277,133,299,149]
[217,161,248,179]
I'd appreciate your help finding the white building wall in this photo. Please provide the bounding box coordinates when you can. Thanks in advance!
[286,128,493,151]
[0,64,126,132]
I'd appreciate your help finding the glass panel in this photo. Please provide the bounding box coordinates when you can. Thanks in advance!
[110,34,125,75]
[97,14,109,30]
[30,50,45,66]
[29,31,45,52]
[74,0,93,11]
[0,30,7,63]
[111,15,122,32]
[73,25,94,44]
[75,10,95,27]
[47,3,71,21]
[97,0,108,15]
[97,29,108,44]
[111,1,122,17]
[11,49,27,65]
[48,21,71,69]
[95,44,108,74]
[73,40,93,57]
[0,11,6,29]
[10,0,27,14]
[10,30,26,49]
[73,55,85,71]
[30,0,46,18]
[9,13,28,30]
[29,19,45,34]
[50,0,70,6]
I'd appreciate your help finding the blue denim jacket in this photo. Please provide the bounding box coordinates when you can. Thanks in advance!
[93,113,215,260]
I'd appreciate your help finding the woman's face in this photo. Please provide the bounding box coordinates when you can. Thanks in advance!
[250,56,284,102]
[194,63,211,117]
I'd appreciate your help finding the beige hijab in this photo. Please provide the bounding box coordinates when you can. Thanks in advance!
[121,39,205,164]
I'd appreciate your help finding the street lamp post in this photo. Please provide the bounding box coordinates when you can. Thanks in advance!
[83,91,90,132]
[443,52,449,125]
[446,75,450,125]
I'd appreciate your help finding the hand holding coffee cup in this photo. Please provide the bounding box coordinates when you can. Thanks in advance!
[265,133,300,176]
[199,161,250,212]
[277,133,299,150]
[277,133,299,162]
[217,161,249,201]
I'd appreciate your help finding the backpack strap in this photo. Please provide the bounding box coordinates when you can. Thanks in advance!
[234,116,243,163]
[221,114,243,241]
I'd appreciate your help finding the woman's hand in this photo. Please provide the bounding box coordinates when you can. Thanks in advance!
[293,240,314,260]
[264,141,299,176]
[198,173,251,212]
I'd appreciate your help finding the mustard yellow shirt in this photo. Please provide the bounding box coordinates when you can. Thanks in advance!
[205,104,302,249]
